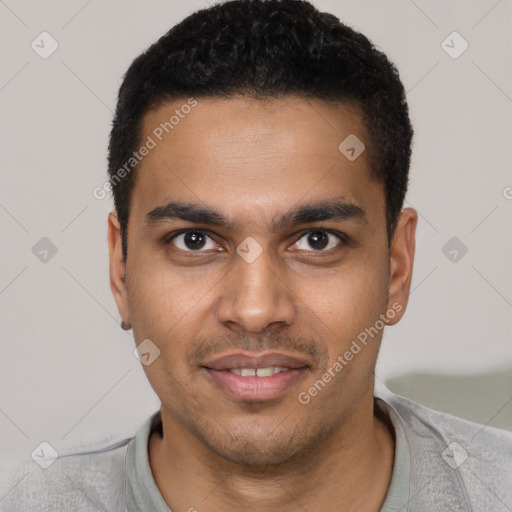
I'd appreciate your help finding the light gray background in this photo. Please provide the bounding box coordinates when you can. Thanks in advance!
[0,0,511,471]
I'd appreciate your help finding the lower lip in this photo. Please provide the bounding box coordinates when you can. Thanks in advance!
[203,368,307,401]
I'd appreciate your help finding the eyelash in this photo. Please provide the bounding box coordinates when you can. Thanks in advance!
[164,228,347,254]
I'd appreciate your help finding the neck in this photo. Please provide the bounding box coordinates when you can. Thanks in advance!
[149,390,395,512]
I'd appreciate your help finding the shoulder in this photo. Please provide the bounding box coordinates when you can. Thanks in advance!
[386,389,512,457]
[0,436,132,512]
[377,385,512,511]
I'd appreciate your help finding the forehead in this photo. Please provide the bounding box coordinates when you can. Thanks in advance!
[130,96,384,229]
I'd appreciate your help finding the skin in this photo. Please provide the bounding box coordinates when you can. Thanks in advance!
[108,96,417,511]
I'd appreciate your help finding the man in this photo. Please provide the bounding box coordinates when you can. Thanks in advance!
[1,1,511,510]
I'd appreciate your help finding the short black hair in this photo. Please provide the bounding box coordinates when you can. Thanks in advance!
[108,0,413,260]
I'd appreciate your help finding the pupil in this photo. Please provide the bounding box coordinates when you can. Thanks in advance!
[308,232,328,250]
[185,232,205,250]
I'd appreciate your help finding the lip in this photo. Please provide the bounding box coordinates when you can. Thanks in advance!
[202,351,310,402]
[202,351,311,371]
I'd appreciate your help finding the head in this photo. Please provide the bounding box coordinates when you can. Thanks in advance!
[108,0,417,466]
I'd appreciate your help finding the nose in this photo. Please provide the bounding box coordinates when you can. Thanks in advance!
[215,245,296,334]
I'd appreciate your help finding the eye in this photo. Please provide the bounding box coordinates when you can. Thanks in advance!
[292,229,343,252]
[168,230,220,252]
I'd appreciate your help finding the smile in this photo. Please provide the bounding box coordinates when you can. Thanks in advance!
[201,352,310,401]
[229,367,291,377]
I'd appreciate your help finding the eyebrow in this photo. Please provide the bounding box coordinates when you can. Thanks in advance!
[145,197,366,232]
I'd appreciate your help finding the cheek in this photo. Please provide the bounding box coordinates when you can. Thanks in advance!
[303,255,389,355]
[296,264,389,411]
[125,254,209,345]
[126,266,205,397]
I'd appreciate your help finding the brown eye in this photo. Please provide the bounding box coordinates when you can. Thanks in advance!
[293,230,342,252]
[170,231,218,251]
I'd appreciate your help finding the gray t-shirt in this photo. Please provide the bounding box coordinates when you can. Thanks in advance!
[1,385,511,511]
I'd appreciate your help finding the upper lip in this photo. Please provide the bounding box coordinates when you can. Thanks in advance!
[202,351,311,371]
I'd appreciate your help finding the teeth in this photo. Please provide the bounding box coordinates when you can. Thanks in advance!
[229,367,290,377]
[256,367,275,377]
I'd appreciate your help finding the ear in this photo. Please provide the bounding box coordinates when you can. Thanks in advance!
[386,207,418,325]
[108,211,130,326]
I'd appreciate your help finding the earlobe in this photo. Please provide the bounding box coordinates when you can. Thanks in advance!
[108,211,131,327]
[386,207,418,325]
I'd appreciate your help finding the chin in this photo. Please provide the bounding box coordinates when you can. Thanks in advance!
[211,439,303,467]
[200,421,329,469]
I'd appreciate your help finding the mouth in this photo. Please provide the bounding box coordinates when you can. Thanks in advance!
[228,366,292,377]
[201,351,310,402]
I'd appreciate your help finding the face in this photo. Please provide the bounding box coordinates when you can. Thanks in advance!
[109,96,416,466]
